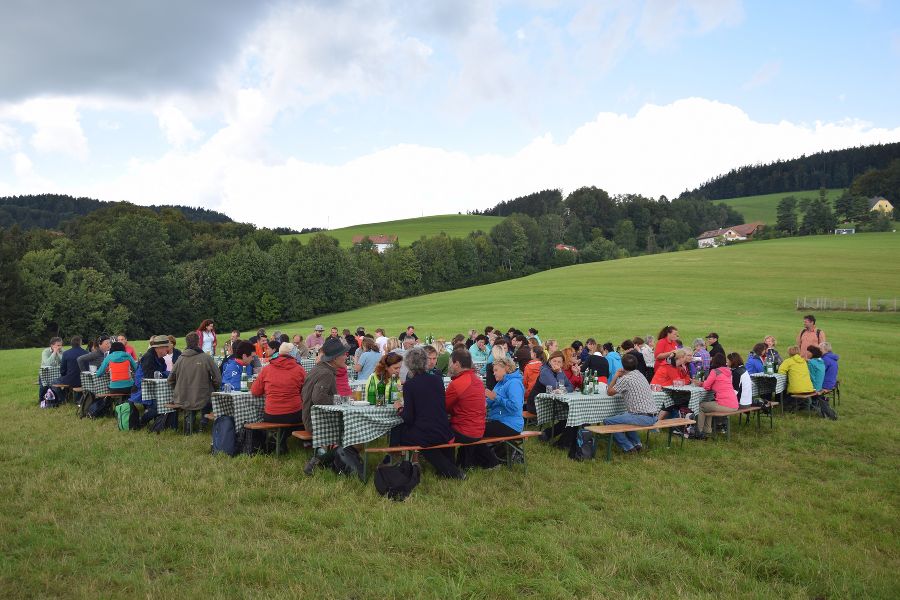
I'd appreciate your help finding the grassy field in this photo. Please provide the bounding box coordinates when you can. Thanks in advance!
[282,214,504,247]
[717,189,845,225]
[2,233,899,598]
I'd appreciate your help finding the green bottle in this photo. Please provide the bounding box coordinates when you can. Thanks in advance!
[377,380,386,405]
[366,376,378,405]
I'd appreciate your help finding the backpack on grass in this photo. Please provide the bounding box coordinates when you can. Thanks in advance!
[568,427,597,461]
[374,460,421,501]
[148,411,178,434]
[211,416,237,456]
[333,446,365,481]
[87,397,110,419]
[115,402,140,430]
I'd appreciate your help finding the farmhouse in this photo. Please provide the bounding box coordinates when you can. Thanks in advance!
[697,221,765,248]
[868,196,894,214]
[351,234,397,253]
[555,243,578,252]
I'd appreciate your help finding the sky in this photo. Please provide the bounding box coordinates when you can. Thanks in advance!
[0,0,899,229]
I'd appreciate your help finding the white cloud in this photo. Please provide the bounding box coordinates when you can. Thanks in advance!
[155,104,203,147]
[13,152,33,177]
[0,122,19,151]
[2,98,89,160]
[65,97,900,229]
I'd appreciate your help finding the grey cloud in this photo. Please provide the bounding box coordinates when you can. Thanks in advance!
[0,0,275,101]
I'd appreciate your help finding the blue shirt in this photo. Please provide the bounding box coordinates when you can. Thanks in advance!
[356,350,380,381]
[487,370,525,432]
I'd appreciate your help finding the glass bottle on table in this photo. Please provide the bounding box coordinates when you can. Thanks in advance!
[240,370,248,392]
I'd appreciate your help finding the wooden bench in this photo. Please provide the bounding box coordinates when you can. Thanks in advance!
[787,392,818,414]
[362,431,541,481]
[242,421,305,456]
[79,390,130,419]
[585,418,696,461]
[704,402,779,440]
[522,410,538,428]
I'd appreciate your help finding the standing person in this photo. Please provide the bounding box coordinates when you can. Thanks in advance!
[603,354,659,453]
[389,347,464,479]
[727,353,753,407]
[307,325,326,351]
[797,315,826,359]
[692,353,739,439]
[115,334,138,360]
[96,341,138,392]
[445,348,487,469]
[167,332,221,430]
[763,335,782,369]
[41,337,64,367]
[398,325,418,342]
[374,328,388,353]
[196,319,217,356]
[654,326,680,371]
[301,338,345,476]
[706,333,725,360]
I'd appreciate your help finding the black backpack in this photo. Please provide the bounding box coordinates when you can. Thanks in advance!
[568,427,597,461]
[148,412,178,434]
[210,416,237,456]
[87,397,110,419]
[374,460,421,501]
[333,446,365,481]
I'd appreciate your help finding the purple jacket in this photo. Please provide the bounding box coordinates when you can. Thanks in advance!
[822,352,839,390]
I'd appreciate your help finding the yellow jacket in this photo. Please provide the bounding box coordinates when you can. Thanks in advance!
[778,354,815,394]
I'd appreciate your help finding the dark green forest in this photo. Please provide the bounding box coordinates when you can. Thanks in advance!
[0,194,232,230]
[0,188,740,349]
[686,142,900,199]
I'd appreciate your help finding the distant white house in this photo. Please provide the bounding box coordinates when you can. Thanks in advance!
[697,222,765,248]
[834,228,856,235]
[868,196,894,214]
[351,234,397,253]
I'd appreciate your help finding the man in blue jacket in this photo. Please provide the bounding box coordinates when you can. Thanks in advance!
[55,336,88,387]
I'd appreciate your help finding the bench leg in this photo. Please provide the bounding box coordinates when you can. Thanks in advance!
[726,415,731,441]
[667,427,673,448]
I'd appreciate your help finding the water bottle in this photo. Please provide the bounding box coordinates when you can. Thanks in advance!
[240,371,248,392]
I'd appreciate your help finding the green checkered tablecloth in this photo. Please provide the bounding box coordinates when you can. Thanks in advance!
[299,358,317,372]
[142,378,176,415]
[535,389,695,428]
[211,391,265,432]
[310,404,402,448]
[39,365,60,386]
[750,373,787,397]
[80,372,114,396]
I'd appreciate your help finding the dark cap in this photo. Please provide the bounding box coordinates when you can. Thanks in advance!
[706,332,719,339]
[320,338,346,362]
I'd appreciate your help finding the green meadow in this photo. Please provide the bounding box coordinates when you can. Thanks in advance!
[1,233,899,598]
[716,189,845,225]
[282,214,504,247]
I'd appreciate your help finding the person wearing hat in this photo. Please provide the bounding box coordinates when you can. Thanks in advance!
[301,337,346,475]
[307,325,326,351]
[706,333,725,359]
[131,335,173,424]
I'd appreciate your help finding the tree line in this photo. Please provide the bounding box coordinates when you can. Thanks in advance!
[686,142,900,200]
[0,187,742,349]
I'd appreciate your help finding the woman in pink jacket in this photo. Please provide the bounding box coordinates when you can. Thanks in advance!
[693,353,739,439]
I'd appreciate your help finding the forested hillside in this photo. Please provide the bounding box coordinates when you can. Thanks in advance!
[0,194,233,230]
[686,142,900,199]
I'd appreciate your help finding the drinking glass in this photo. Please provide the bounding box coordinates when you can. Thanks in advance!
[333,394,344,406]
[153,371,162,379]
[223,383,233,393]
[673,379,684,388]
[89,365,97,374]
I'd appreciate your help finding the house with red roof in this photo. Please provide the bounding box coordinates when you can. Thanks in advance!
[697,222,765,248]
[351,234,397,253]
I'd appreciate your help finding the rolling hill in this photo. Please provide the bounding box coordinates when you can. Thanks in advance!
[717,189,845,225]
[282,213,504,246]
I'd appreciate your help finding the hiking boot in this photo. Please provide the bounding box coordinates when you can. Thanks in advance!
[303,455,320,476]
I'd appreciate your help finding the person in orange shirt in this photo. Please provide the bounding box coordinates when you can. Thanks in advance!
[522,346,545,398]
[650,348,692,387]
[254,334,272,362]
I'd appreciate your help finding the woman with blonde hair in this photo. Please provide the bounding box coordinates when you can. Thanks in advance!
[543,338,558,354]
[384,337,401,355]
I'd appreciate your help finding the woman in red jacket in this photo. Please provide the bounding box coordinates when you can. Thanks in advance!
[250,342,306,426]
[561,347,583,389]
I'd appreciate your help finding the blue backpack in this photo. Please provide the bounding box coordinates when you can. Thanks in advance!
[211,416,237,456]
[568,427,597,461]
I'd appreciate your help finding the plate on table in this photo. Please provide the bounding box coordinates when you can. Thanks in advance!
[349,400,370,407]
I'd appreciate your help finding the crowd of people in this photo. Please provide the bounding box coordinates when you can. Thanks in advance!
[38,315,839,476]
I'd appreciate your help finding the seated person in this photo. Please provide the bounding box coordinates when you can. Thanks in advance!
[806,345,826,392]
[423,345,443,378]
[778,345,815,396]
[581,340,610,383]
[168,332,222,429]
[689,338,711,379]
[468,334,492,363]
[727,353,753,407]
[389,348,464,479]
[691,353,739,439]
[353,337,381,381]
[250,342,306,450]
[602,353,658,453]
[55,336,88,388]
[522,346,545,399]
[77,335,111,372]
[445,349,487,468]
[484,339,509,391]
[561,347,583,389]
[221,341,255,390]
[254,335,272,362]
[365,353,402,403]
[41,337,63,367]
[745,343,766,374]
[473,357,525,468]
[434,342,451,375]
[620,339,649,380]
[130,335,171,424]
[650,348,692,387]
[527,350,574,414]
[96,341,138,392]
[601,343,622,376]
[763,335,783,369]
[706,332,725,359]
[820,342,839,393]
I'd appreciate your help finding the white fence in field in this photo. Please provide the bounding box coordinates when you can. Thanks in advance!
[796,297,898,312]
